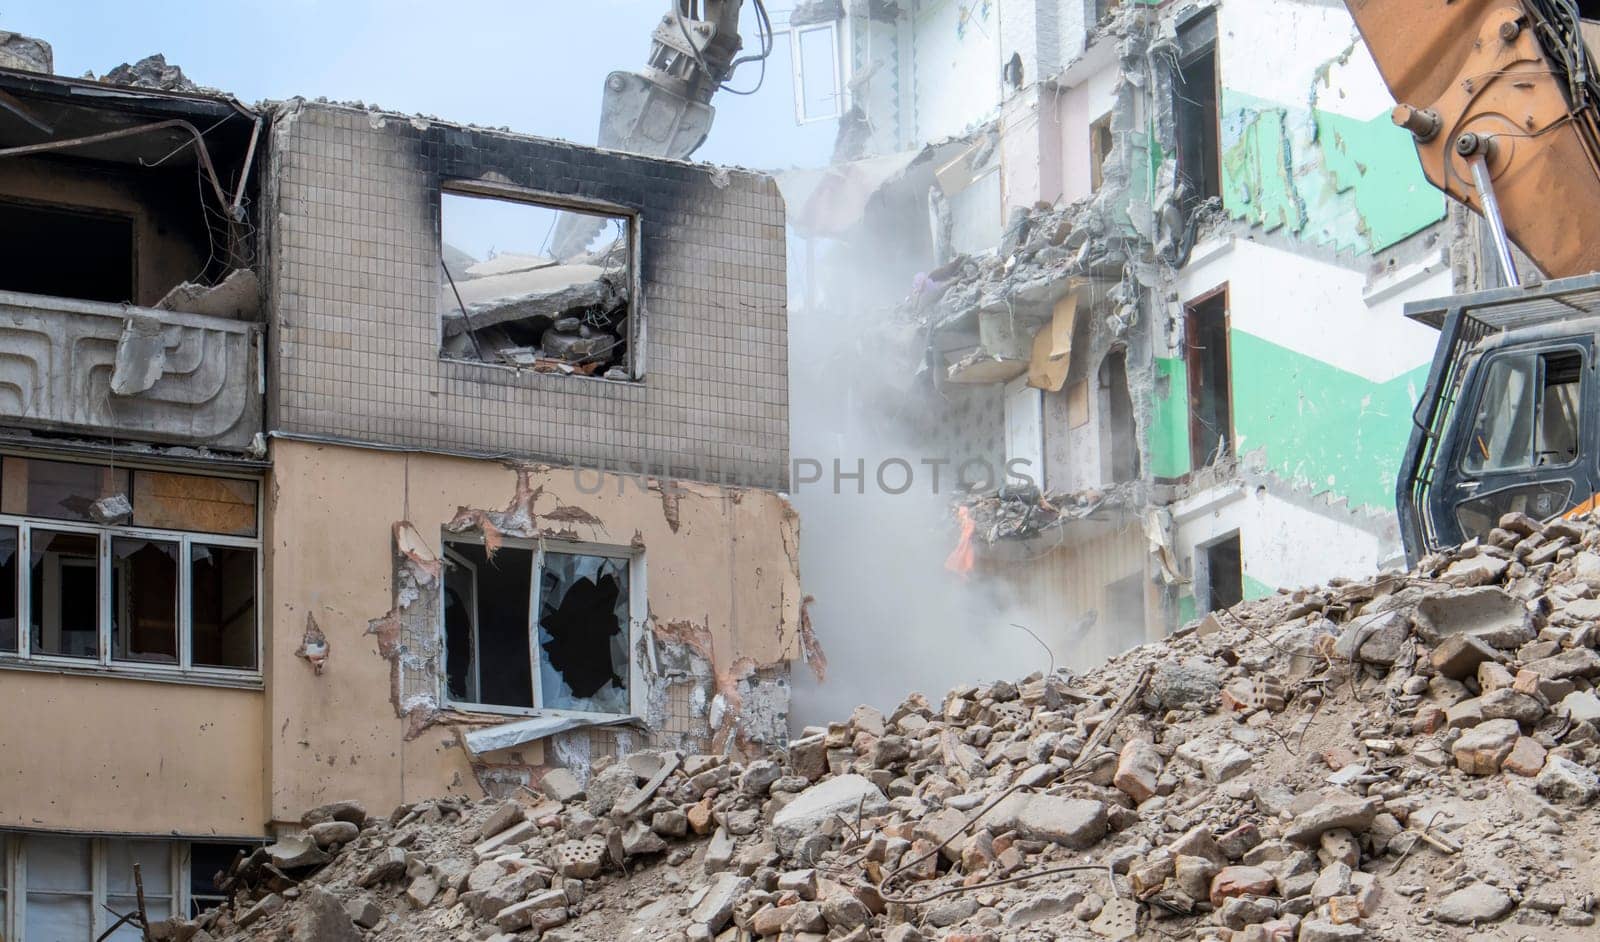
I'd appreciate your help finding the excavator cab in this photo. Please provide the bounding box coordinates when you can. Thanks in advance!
[1399,275,1600,562]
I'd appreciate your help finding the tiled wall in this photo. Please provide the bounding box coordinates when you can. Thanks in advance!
[266,103,790,489]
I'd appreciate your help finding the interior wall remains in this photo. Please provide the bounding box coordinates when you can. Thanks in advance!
[0,157,211,307]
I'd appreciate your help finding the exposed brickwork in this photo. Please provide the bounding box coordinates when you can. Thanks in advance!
[265,103,790,489]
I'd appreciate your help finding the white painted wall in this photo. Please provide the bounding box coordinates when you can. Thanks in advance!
[1172,237,1448,383]
[1171,484,1397,597]
[1057,58,1120,204]
[1215,0,1394,122]
[912,0,1004,142]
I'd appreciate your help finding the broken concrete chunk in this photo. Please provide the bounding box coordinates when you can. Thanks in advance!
[1112,739,1163,803]
[771,775,889,854]
[1537,756,1600,803]
[1284,795,1381,844]
[1150,657,1222,709]
[155,268,260,320]
[308,820,359,849]
[1524,647,1600,681]
[1413,587,1532,648]
[540,768,585,803]
[302,799,368,828]
[1452,718,1521,774]
[981,793,1107,849]
[1430,634,1498,679]
[689,873,751,933]
[1434,883,1513,925]
[358,847,408,887]
[265,834,329,870]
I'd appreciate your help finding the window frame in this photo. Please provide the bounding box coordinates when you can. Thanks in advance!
[1,833,188,942]
[790,21,845,124]
[0,514,262,687]
[439,533,646,722]
[437,181,646,382]
[1458,346,1586,476]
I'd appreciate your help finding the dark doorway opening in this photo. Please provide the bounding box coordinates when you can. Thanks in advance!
[1200,532,1243,613]
[0,199,135,302]
[1185,288,1232,469]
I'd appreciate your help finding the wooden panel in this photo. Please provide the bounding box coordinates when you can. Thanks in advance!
[132,471,258,536]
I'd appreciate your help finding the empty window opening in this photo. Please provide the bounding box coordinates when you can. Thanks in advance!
[440,189,634,380]
[1185,289,1232,470]
[1463,349,1583,473]
[443,537,634,716]
[1101,349,1140,484]
[187,843,256,917]
[1199,532,1243,614]
[1090,112,1114,193]
[1094,0,1123,23]
[0,200,135,303]
[1173,19,1221,214]
[445,541,534,709]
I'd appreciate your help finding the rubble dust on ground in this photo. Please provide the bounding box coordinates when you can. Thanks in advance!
[173,511,1600,941]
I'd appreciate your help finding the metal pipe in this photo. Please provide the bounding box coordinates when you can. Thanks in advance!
[1466,152,1520,287]
[0,118,232,213]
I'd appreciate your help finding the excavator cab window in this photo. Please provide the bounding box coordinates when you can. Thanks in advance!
[1462,349,1582,473]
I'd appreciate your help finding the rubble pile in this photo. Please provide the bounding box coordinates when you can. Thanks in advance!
[960,482,1138,542]
[441,242,632,379]
[192,510,1600,941]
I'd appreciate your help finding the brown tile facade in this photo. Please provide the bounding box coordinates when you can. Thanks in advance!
[265,103,790,489]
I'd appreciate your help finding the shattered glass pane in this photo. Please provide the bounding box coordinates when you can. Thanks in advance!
[537,552,630,714]
[0,457,131,524]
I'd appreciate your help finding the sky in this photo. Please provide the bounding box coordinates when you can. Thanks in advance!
[1,0,837,171]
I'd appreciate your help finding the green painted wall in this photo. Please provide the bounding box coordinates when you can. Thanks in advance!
[1149,331,1424,514]
[1150,355,1191,479]
[1230,330,1425,513]
[1243,573,1276,602]
[1219,89,1444,253]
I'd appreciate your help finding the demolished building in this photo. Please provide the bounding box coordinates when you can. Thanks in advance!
[0,40,807,938]
[785,0,1483,663]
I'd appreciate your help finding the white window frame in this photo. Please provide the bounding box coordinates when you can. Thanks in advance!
[439,533,646,722]
[790,21,845,124]
[0,514,263,687]
[1,833,187,942]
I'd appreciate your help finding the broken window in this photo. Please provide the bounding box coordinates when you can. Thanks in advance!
[1,458,131,524]
[0,524,15,653]
[29,529,99,659]
[0,455,260,677]
[0,199,135,303]
[188,843,254,917]
[442,536,634,716]
[791,21,844,123]
[111,536,179,664]
[440,188,635,380]
[1090,112,1114,193]
[190,544,258,670]
[3,833,186,940]
[1199,532,1243,614]
[1093,0,1122,22]
[1173,14,1221,215]
[1463,349,1583,473]
[1185,289,1232,469]
[1100,349,1140,484]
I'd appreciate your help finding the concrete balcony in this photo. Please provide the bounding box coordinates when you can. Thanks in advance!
[0,289,261,450]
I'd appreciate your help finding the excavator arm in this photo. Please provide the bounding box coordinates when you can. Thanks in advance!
[550,1,772,259]
[1346,0,1600,280]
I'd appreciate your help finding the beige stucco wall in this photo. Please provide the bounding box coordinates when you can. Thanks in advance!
[0,672,265,836]
[264,438,801,828]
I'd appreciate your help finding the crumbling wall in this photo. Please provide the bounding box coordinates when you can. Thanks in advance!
[267,101,789,490]
[264,439,802,827]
